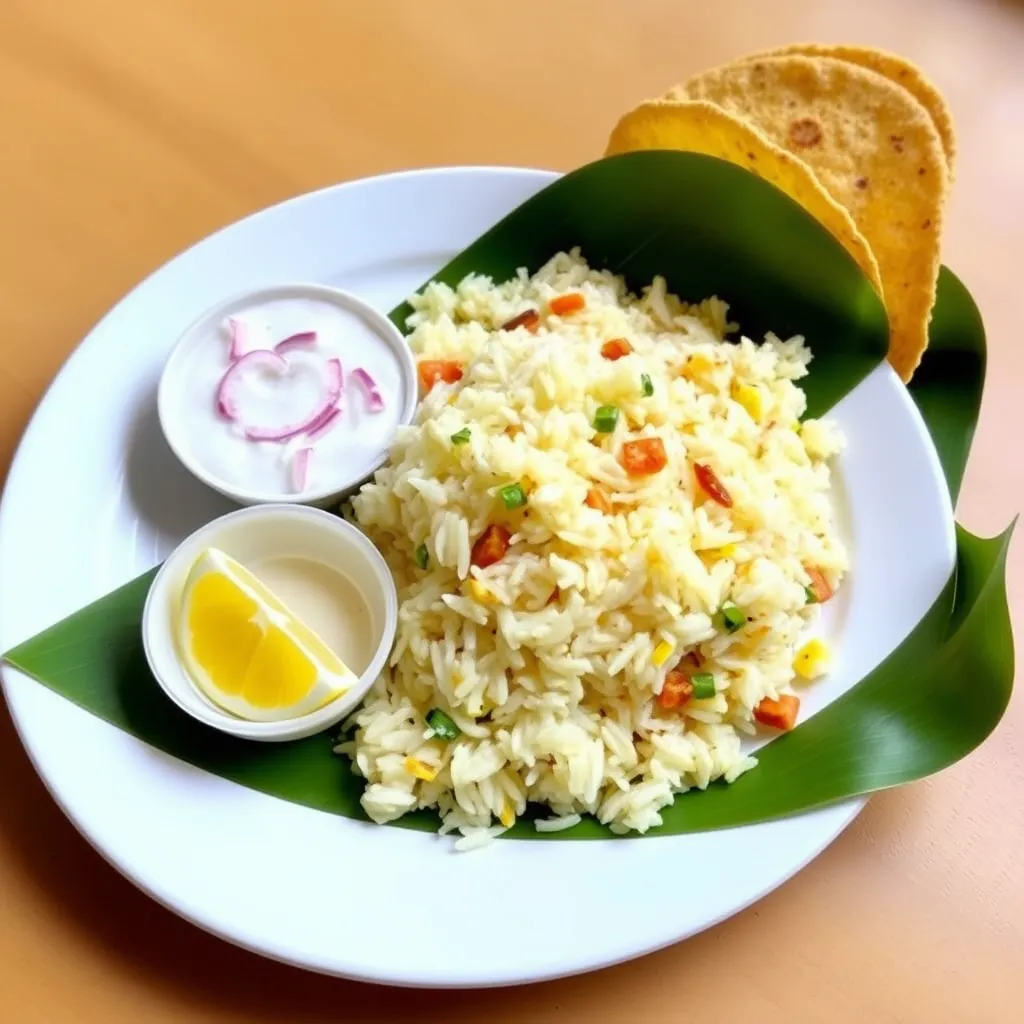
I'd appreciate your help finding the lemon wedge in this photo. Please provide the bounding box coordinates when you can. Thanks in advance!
[177,547,357,721]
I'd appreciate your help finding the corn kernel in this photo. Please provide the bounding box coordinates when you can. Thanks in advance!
[794,638,831,680]
[652,641,675,667]
[405,757,438,782]
[499,802,515,829]
[732,382,764,422]
[716,544,737,559]
[468,579,496,604]
[684,353,714,379]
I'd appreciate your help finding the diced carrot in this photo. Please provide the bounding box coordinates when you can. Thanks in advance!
[470,524,511,569]
[694,462,733,508]
[549,292,586,316]
[658,669,694,711]
[585,487,614,514]
[418,359,463,390]
[805,565,834,603]
[620,437,668,476]
[600,338,633,361]
[754,694,800,731]
[501,309,540,332]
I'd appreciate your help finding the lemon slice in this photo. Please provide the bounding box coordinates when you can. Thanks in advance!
[177,547,358,721]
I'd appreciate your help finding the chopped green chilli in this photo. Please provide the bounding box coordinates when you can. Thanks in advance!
[426,708,461,741]
[450,427,471,445]
[414,544,429,569]
[691,672,716,699]
[718,604,745,633]
[593,405,620,433]
[499,482,528,510]
[805,586,818,605]
[641,373,654,397]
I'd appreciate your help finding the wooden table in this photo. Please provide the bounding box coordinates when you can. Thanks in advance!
[1,1,1020,1019]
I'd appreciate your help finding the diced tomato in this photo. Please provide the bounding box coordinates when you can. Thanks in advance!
[682,650,704,669]
[501,309,540,332]
[658,669,694,711]
[470,524,511,569]
[620,437,668,477]
[549,292,586,316]
[754,694,800,731]
[805,565,834,603]
[546,586,560,606]
[694,462,733,508]
[585,487,614,514]
[600,338,633,361]
[418,360,463,390]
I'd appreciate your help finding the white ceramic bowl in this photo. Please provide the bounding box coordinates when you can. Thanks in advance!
[141,504,397,742]
[157,282,417,507]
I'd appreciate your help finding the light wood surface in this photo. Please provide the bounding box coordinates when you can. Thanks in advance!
[1,1,1021,1020]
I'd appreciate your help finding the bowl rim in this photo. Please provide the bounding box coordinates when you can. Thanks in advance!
[155,281,418,507]
[140,503,398,742]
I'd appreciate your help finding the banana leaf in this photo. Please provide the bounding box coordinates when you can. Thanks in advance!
[2,153,1014,839]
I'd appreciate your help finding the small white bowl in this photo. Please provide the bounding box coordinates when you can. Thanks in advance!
[157,283,417,508]
[141,504,397,742]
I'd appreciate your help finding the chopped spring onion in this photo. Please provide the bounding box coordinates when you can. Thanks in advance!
[805,586,818,605]
[641,373,654,397]
[718,604,745,633]
[593,405,619,433]
[499,482,527,510]
[414,543,429,569]
[426,708,461,741]
[691,672,716,699]
[450,427,471,445]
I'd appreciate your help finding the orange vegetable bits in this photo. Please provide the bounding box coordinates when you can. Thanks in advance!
[548,292,586,316]
[620,437,668,476]
[804,565,834,603]
[470,524,511,569]
[657,669,694,711]
[693,462,733,508]
[754,694,800,731]
[600,338,633,361]
[418,359,463,391]
[584,487,614,514]
[501,309,540,332]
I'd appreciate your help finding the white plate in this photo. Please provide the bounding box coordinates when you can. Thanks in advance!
[0,167,955,988]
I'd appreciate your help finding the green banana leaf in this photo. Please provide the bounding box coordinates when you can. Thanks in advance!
[2,153,1014,840]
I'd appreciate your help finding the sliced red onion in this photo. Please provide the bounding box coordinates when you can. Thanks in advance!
[225,317,249,362]
[305,405,341,442]
[292,447,312,492]
[243,358,343,442]
[216,349,288,420]
[351,367,384,412]
[275,331,318,355]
